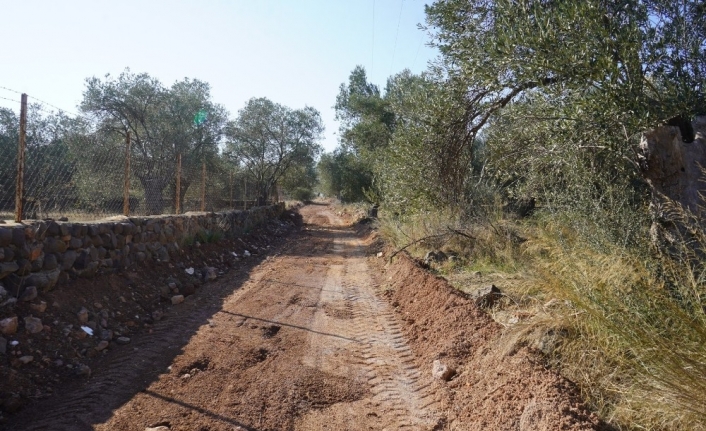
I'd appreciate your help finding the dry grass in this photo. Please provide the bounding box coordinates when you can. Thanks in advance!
[530,221,706,430]
[334,202,369,224]
[379,207,526,272]
[379,206,706,431]
[284,200,304,210]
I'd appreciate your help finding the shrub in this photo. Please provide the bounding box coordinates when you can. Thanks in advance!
[290,187,314,203]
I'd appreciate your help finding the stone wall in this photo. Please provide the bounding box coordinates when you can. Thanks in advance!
[0,203,284,296]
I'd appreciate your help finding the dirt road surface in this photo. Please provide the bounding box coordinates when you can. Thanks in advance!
[5,204,444,431]
[5,203,600,431]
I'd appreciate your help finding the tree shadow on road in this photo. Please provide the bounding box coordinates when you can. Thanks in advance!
[141,389,264,431]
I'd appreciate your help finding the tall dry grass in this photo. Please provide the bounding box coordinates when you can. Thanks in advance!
[529,214,706,429]
[378,204,527,273]
[380,203,706,430]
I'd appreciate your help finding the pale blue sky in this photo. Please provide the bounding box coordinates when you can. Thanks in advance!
[0,0,437,152]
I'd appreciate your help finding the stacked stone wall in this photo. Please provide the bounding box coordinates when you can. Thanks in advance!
[0,203,284,295]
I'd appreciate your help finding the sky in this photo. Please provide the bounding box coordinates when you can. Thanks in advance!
[0,0,438,152]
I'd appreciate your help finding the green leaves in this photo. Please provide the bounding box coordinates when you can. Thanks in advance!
[317,149,373,203]
[80,69,228,214]
[225,97,323,204]
[334,65,395,156]
[418,0,706,232]
[82,71,227,160]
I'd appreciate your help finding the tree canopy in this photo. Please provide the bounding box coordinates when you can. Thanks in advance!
[334,66,395,157]
[225,97,323,205]
[80,69,228,214]
[325,1,706,222]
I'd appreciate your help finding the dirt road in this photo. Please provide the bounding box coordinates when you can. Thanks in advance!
[5,203,601,431]
[6,204,443,431]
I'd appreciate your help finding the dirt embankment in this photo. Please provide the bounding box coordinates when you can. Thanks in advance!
[376,249,601,430]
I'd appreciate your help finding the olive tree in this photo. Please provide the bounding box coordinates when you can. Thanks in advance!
[423,0,706,235]
[81,70,227,214]
[225,98,323,205]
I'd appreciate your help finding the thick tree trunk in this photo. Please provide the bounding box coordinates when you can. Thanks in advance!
[166,179,192,213]
[139,176,169,215]
[255,181,269,207]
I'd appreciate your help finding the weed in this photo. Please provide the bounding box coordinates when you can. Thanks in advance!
[181,229,223,247]
[196,229,223,244]
[180,235,196,248]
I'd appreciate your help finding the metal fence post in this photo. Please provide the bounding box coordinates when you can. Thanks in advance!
[175,153,182,214]
[15,93,27,223]
[123,131,131,216]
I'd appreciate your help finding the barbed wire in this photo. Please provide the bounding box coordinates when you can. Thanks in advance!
[0,95,21,104]
[0,85,22,95]
[31,103,93,124]
[28,95,85,119]
[0,84,88,120]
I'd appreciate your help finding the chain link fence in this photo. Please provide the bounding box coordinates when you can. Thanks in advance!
[0,96,265,222]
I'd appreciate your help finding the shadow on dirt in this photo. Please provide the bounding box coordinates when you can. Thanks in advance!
[2,219,298,431]
[218,310,363,344]
[141,390,263,431]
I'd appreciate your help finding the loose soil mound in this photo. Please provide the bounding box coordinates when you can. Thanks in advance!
[379,252,601,430]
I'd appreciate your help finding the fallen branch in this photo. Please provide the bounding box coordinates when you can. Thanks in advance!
[388,227,476,263]
[446,226,476,240]
[388,232,449,263]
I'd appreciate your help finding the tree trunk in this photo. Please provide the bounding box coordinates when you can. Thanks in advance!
[165,179,192,214]
[140,176,169,215]
[257,181,272,206]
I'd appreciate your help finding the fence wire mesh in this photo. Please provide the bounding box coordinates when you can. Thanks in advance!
[0,97,268,222]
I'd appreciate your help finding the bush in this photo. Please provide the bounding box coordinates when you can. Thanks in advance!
[290,187,314,202]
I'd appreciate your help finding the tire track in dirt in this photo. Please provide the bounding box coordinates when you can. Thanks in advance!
[296,210,442,430]
[6,204,443,431]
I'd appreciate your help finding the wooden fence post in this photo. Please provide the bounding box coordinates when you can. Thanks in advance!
[15,94,27,223]
[229,170,234,209]
[243,178,247,210]
[200,161,206,212]
[123,131,131,216]
[175,153,182,214]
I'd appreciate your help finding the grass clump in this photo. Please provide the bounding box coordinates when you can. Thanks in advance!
[181,229,223,247]
[379,205,527,273]
[530,215,706,430]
